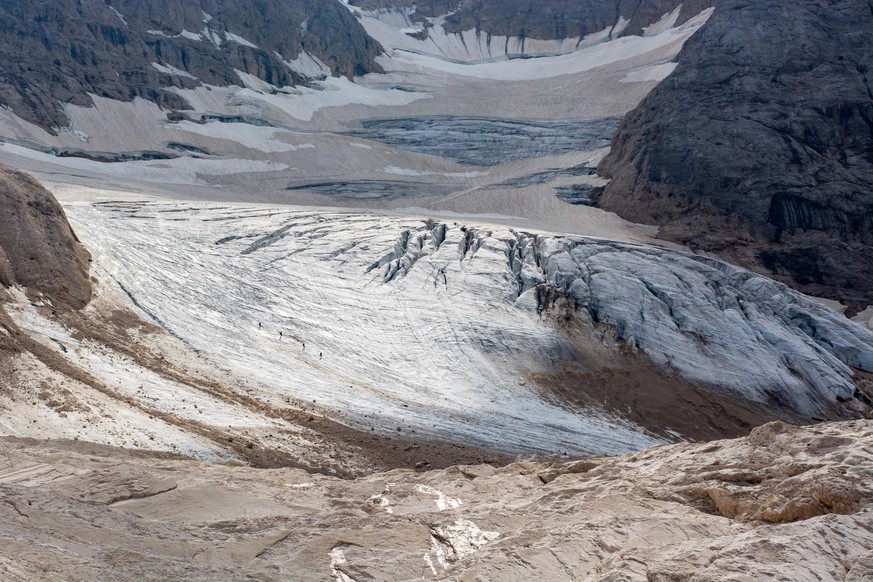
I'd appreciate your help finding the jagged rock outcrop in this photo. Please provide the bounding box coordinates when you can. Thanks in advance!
[0,420,871,580]
[350,0,717,39]
[0,0,383,131]
[596,0,873,312]
[0,165,91,309]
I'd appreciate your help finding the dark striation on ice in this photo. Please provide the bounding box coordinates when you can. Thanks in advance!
[198,115,276,127]
[0,0,384,131]
[54,150,178,163]
[166,142,212,156]
[555,184,597,206]
[349,116,621,166]
[286,180,451,200]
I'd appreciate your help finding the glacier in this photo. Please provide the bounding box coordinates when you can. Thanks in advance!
[51,197,873,457]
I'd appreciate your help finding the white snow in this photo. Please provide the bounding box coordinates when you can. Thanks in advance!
[278,50,331,78]
[171,121,315,154]
[621,62,678,83]
[357,8,583,62]
[180,30,203,42]
[203,26,223,48]
[368,493,393,514]
[225,32,259,49]
[417,485,462,511]
[642,6,683,37]
[384,13,710,82]
[328,548,353,582]
[427,519,499,569]
[235,69,278,93]
[152,62,198,80]
[172,76,428,122]
[0,291,238,461]
[107,5,127,26]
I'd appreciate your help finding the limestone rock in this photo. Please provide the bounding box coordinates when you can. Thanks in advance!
[0,0,383,130]
[0,165,91,309]
[596,0,873,311]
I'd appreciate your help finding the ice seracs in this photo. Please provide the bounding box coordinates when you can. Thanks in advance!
[52,197,873,457]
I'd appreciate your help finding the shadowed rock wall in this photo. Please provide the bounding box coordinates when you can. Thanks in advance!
[596,0,873,311]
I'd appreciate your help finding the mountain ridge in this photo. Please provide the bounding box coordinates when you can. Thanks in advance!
[349,0,717,40]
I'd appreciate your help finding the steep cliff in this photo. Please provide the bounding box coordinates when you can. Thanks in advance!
[349,0,717,39]
[0,0,383,131]
[596,0,873,311]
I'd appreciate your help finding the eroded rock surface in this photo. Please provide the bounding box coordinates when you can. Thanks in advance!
[596,0,873,311]
[0,165,90,309]
[0,420,871,580]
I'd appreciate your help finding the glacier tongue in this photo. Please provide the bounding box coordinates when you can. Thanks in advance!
[64,200,873,455]
[523,236,873,413]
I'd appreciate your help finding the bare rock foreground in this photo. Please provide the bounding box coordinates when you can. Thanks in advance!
[1,420,871,581]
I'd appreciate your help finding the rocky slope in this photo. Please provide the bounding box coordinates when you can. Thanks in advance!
[0,0,382,131]
[0,165,91,309]
[0,420,871,580]
[596,0,873,312]
[350,0,717,40]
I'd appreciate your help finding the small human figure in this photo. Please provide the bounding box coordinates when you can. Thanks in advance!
[302,342,305,350]
[319,352,322,359]
[258,322,261,329]
[279,331,283,339]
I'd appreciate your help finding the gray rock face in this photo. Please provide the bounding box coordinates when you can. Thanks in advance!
[0,0,383,131]
[0,165,91,309]
[350,0,716,39]
[596,0,873,311]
